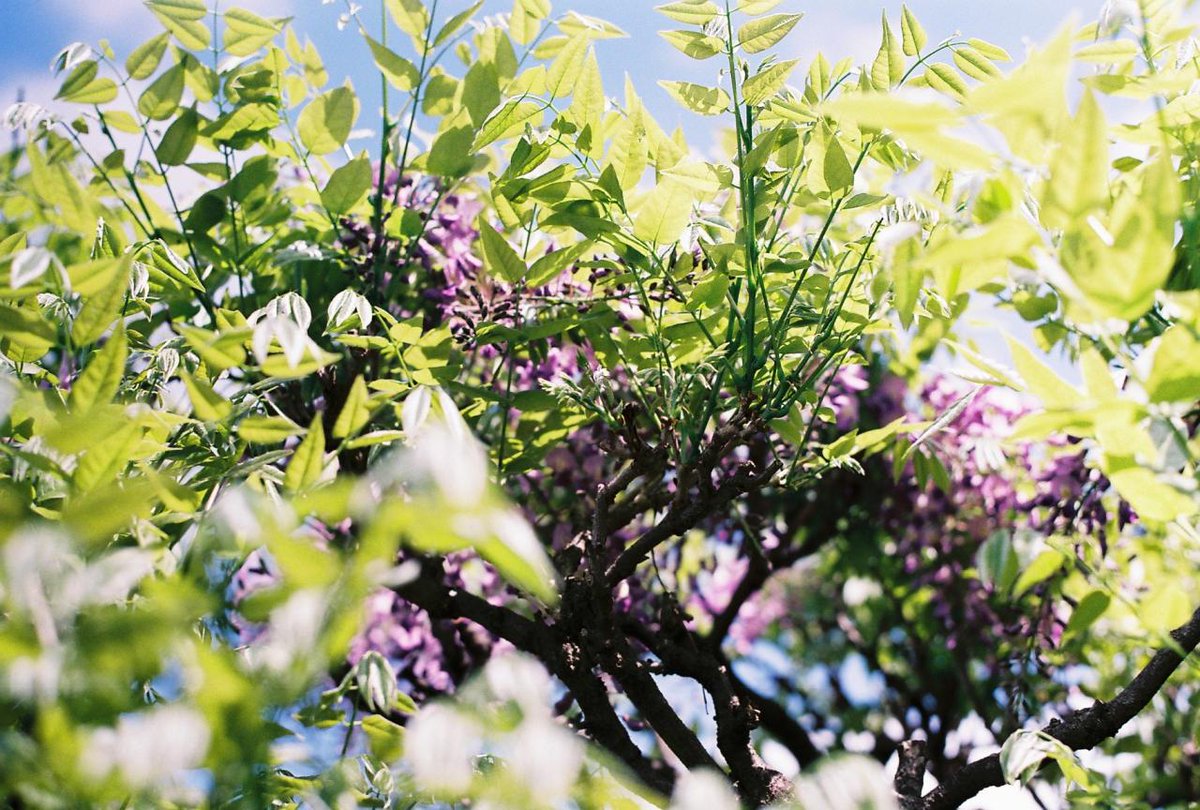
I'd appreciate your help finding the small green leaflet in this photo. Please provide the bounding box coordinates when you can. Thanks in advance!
[658,81,730,116]
[55,61,118,105]
[321,156,373,216]
[333,376,373,439]
[737,13,802,54]
[138,64,185,120]
[181,371,232,421]
[365,36,420,91]
[527,242,592,288]
[659,31,724,60]
[742,60,799,106]
[285,413,327,492]
[223,8,282,57]
[70,327,127,413]
[237,415,304,443]
[474,100,546,150]
[871,12,905,89]
[479,224,528,284]
[298,87,359,156]
[125,33,169,80]
[72,254,130,347]
[146,0,212,50]
[900,6,926,56]
[156,107,199,165]
[656,1,720,26]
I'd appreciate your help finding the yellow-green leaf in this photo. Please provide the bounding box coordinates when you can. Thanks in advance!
[71,327,128,413]
[332,376,373,439]
[658,80,730,116]
[285,413,327,492]
[146,0,212,50]
[900,6,926,56]
[656,1,720,25]
[298,86,360,156]
[737,13,802,54]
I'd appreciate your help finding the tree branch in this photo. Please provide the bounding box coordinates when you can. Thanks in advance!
[922,603,1200,810]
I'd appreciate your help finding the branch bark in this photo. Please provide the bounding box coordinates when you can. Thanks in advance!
[922,603,1200,810]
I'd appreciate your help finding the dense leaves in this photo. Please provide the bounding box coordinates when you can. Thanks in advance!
[0,1,1198,809]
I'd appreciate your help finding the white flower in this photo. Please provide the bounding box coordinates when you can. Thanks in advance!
[326,288,372,330]
[2,102,55,132]
[484,653,554,718]
[503,719,584,805]
[405,704,482,794]
[842,576,882,608]
[793,755,898,810]
[51,42,93,74]
[1099,0,1140,35]
[80,705,211,791]
[671,769,740,810]
[249,291,312,331]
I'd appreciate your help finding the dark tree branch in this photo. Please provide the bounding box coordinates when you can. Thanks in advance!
[607,460,780,584]
[896,739,928,810]
[922,603,1200,810]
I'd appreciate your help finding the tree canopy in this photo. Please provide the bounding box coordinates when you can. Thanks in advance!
[1,0,1199,808]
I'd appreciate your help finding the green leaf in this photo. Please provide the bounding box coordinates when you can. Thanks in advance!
[181,370,232,421]
[1064,589,1110,638]
[900,6,926,56]
[953,46,1003,81]
[55,61,118,105]
[332,376,373,439]
[479,224,528,284]
[285,413,327,492]
[361,715,406,762]
[1013,549,1066,598]
[1142,585,1193,634]
[633,180,694,244]
[1042,90,1108,228]
[156,106,199,166]
[474,100,546,150]
[1145,327,1200,402]
[0,303,56,362]
[386,0,431,45]
[125,33,170,80]
[321,156,373,216]
[924,63,968,100]
[72,423,143,493]
[546,32,590,99]
[656,1,720,26]
[237,415,304,443]
[1006,337,1083,410]
[967,38,1012,62]
[365,35,419,91]
[658,80,730,116]
[223,8,281,57]
[659,30,724,60]
[434,1,483,46]
[426,125,476,178]
[138,64,186,121]
[146,0,212,50]
[1106,464,1197,522]
[737,13,802,54]
[741,59,799,106]
[71,327,128,413]
[822,128,854,192]
[871,12,905,89]
[527,242,591,288]
[72,255,130,346]
[739,0,783,15]
[298,86,360,155]
[976,530,1019,592]
[510,0,551,45]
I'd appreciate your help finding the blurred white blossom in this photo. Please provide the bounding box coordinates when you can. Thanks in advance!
[81,705,210,790]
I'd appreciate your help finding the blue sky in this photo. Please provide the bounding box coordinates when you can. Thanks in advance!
[2,0,1094,140]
